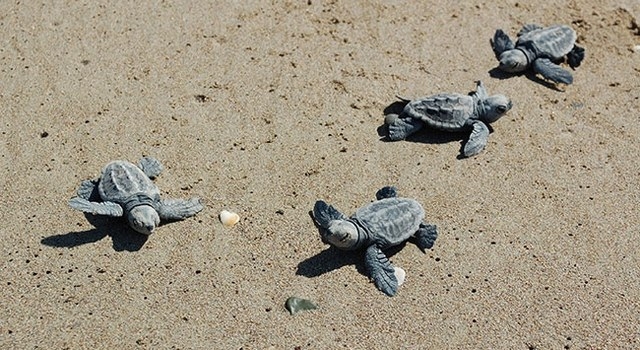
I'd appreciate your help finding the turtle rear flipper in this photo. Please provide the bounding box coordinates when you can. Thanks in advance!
[414,223,438,252]
[533,58,573,84]
[365,245,399,297]
[68,197,123,217]
[375,186,398,200]
[463,121,490,157]
[157,198,204,220]
[138,157,163,179]
[491,29,514,59]
[312,200,347,228]
[567,45,585,69]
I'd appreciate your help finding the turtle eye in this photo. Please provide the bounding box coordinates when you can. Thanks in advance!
[497,105,507,113]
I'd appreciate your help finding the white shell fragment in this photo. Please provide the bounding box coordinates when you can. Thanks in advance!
[394,267,406,286]
[219,210,240,227]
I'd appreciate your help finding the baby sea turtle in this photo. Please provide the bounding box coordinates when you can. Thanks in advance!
[312,186,438,297]
[492,24,585,84]
[385,81,512,157]
[68,157,204,235]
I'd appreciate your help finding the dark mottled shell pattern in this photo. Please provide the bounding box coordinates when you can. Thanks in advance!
[403,94,474,132]
[98,161,160,203]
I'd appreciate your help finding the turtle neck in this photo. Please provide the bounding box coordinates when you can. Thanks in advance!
[349,218,371,250]
[123,193,157,213]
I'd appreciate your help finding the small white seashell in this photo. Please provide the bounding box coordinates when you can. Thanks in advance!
[394,267,406,286]
[219,210,240,227]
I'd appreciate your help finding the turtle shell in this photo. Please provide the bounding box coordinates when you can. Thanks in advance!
[403,94,474,132]
[351,197,425,248]
[98,160,160,204]
[517,25,576,60]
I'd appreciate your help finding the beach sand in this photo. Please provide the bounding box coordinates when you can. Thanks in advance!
[1,1,639,348]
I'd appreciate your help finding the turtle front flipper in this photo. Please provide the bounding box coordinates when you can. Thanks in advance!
[375,186,398,200]
[567,45,585,69]
[414,223,438,252]
[532,58,573,84]
[76,179,100,201]
[68,197,124,217]
[313,200,347,228]
[387,116,423,141]
[156,198,204,220]
[138,157,163,179]
[364,245,399,297]
[472,80,488,100]
[463,121,490,157]
[491,29,514,59]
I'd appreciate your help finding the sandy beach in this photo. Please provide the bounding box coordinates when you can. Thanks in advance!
[1,1,639,348]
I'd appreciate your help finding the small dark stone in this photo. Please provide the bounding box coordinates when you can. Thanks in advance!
[195,95,209,103]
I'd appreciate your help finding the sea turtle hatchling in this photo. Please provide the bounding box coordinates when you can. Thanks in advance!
[491,24,585,85]
[312,186,438,297]
[385,81,512,157]
[68,157,204,235]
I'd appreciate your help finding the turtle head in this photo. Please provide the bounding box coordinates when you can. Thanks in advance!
[127,205,160,235]
[321,220,360,250]
[481,95,512,123]
[498,49,528,72]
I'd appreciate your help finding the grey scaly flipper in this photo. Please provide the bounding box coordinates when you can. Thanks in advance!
[69,178,123,216]
[463,121,490,157]
[364,245,399,297]
[532,58,573,84]
[156,198,204,220]
[414,223,438,252]
[567,45,585,68]
[518,24,543,36]
[491,29,514,59]
[375,186,398,200]
[387,116,423,141]
[76,179,100,201]
[471,80,488,100]
[313,200,347,228]
[138,157,163,179]
[68,197,124,217]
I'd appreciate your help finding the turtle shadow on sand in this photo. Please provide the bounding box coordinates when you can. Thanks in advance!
[41,213,149,252]
[377,100,494,160]
[296,243,407,278]
[296,211,405,278]
[488,66,565,92]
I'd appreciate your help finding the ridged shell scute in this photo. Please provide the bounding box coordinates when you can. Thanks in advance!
[518,25,576,59]
[98,161,160,203]
[404,94,474,131]
[353,198,425,247]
